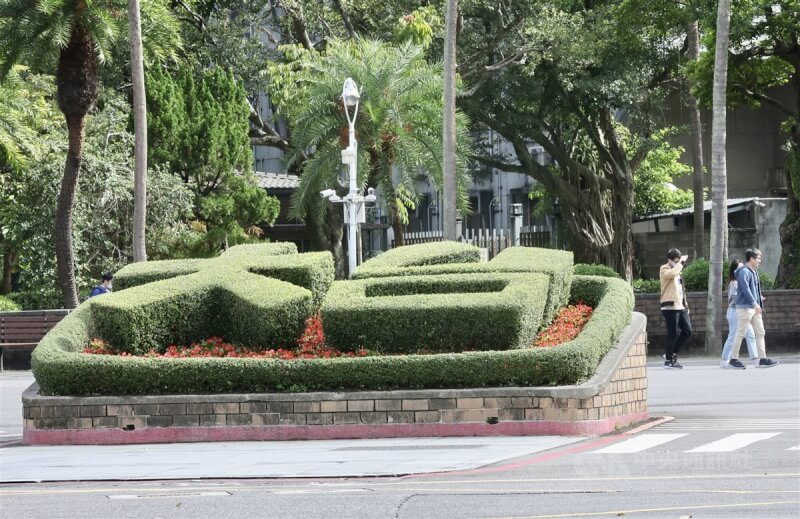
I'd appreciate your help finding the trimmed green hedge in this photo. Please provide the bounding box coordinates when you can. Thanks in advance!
[32,274,633,396]
[489,247,574,324]
[322,273,549,353]
[354,242,481,279]
[90,243,332,355]
[92,272,312,355]
[573,263,621,279]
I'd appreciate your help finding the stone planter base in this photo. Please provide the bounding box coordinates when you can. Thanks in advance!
[23,314,648,445]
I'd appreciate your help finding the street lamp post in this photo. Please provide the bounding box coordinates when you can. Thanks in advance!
[321,78,376,278]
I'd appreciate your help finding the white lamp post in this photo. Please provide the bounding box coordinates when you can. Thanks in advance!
[321,78,376,278]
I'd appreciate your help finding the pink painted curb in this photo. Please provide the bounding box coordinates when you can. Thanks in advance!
[24,411,649,445]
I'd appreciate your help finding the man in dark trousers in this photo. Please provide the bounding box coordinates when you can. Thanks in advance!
[729,248,779,368]
[659,248,691,369]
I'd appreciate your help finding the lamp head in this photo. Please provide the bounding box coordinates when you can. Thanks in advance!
[342,78,360,107]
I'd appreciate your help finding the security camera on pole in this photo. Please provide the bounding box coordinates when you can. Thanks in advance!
[320,78,376,278]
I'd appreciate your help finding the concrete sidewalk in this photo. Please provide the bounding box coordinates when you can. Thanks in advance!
[0,372,584,482]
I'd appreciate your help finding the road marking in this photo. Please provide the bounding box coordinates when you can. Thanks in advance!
[590,434,687,454]
[688,432,781,453]
[787,446,800,450]
[657,419,800,430]
[493,500,800,519]
[108,491,228,500]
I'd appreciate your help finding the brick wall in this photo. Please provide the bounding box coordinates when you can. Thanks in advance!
[23,314,649,445]
[635,289,800,352]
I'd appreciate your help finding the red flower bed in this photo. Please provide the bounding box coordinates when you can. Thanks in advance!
[83,306,594,358]
[533,302,593,347]
[84,316,369,360]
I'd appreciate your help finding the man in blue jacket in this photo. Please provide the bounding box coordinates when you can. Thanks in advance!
[729,249,779,368]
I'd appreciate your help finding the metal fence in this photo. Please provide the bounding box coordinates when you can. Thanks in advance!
[392,226,554,260]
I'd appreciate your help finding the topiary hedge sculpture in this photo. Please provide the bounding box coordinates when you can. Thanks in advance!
[31,242,633,396]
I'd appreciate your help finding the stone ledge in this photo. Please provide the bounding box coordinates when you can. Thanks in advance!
[23,313,649,445]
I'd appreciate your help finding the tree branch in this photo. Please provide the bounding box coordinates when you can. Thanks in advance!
[332,0,358,40]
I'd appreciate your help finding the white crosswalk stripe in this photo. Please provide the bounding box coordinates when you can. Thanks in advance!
[657,418,800,430]
[687,432,782,453]
[588,431,799,454]
[591,434,687,454]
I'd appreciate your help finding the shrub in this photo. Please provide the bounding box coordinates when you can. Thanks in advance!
[7,290,63,310]
[681,259,709,291]
[758,270,775,289]
[91,243,332,355]
[354,242,481,279]
[633,279,660,293]
[31,274,633,396]
[322,272,550,353]
[0,295,21,311]
[573,263,621,278]
[489,247,574,324]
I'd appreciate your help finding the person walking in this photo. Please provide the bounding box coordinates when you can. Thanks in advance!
[729,248,779,368]
[659,248,691,369]
[89,272,113,298]
[720,260,758,369]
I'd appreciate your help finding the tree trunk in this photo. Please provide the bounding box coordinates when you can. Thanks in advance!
[687,20,706,260]
[391,213,405,247]
[442,0,458,241]
[564,174,634,280]
[129,0,148,263]
[775,71,800,288]
[54,23,97,308]
[55,114,86,308]
[1,249,15,294]
[706,0,731,353]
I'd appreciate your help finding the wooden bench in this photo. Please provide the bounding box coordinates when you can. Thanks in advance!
[0,310,70,371]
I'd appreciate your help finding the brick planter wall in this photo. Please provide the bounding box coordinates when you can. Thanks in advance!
[23,314,648,445]
[636,289,800,353]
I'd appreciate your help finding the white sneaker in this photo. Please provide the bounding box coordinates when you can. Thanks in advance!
[720,360,732,369]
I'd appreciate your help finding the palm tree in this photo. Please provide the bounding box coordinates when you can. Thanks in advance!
[277,39,471,275]
[442,0,458,241]
[129,0,147,263]
[706,0,732,351]
[0,69,36,174]
[0,1,179,307]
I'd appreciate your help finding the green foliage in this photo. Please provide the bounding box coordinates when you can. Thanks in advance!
[682,259,710,292]
[633,132,696,216]
[92,243,332,355]
[0,294,20,311]
[633,279,660,294]
[573,264,621,279]
[145,64,279,251]
[489,247,574,323]
[269,38,472,228]
[394,6,441,49]
[0,85,195,306]
[322,273,549,353]
[32,274,634,395]
[354,242,481,278]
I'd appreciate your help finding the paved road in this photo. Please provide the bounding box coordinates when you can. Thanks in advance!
[1,355,799,518]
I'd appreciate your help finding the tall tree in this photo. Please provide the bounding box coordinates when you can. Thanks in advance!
[455,1,687,279]
[129,0,148,263]
[0,0,180,307]
[442,0,458,241]
[687,19,706,260]
[270,39,471,276]
[146,64,279,252]
[689,0,800,288]
[707,0,732,352]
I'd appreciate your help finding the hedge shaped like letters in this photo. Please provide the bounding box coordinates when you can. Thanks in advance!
[322,273,550,353]
[353,242,481,279]
[91,243,333,355]
[31,275,632,395]
[354,244,573,327]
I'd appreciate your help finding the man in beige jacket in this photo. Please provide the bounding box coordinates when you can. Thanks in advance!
[659,248,692,369]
